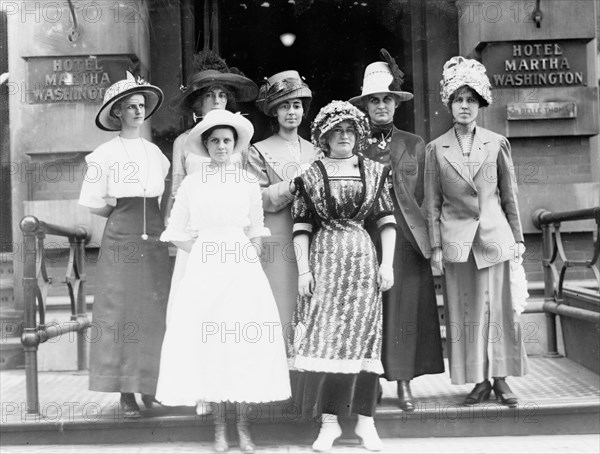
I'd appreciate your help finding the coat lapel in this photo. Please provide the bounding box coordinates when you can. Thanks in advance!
[253,135,313,181]
[442,129,476,190]
[469,128,490,179]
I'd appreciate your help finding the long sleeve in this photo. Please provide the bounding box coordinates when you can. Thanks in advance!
[244,181,271,239]
[424,142,443,249]
[291,177,316,237]
[160,179,193,242]
[497,137,524,243]
[245,145,294,213]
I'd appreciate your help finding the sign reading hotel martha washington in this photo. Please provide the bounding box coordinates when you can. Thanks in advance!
[25,55,136,104]
[483,40,587,88]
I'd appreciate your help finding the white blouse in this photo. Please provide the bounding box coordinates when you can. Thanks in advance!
[79,136,170,209]
[161,165,270,242]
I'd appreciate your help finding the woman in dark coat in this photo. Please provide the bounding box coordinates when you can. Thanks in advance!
[350,50,444,412]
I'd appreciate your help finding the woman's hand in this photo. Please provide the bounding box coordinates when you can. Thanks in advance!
[298,271,314,298]
[431,247,444,275]
[378,264,394,292]
[289,179,296,194]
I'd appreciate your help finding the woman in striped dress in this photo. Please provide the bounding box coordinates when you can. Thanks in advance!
[289,101,397,452]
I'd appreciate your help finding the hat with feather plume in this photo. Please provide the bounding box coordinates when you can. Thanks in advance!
[169,49,258,114]
[349,49,413,106]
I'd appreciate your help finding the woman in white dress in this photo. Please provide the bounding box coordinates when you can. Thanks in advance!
[156,109,290,453]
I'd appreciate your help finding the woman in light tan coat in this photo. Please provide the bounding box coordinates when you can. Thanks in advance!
[425,57,528,407]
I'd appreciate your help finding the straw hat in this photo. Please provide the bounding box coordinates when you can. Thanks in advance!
[440,56,493,108]
[184,109,254,156]
[95,71,163,131]
[349,49,413,106]
[255,70,312,116]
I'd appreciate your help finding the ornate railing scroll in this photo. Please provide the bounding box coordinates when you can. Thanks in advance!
[19,215,91,414]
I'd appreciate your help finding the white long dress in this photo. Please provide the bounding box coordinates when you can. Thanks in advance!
[156,165,291,405]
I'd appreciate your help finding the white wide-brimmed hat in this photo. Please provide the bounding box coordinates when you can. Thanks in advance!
[349,61,413,106]
[95,71,163,131]
[184,109,254,156]
[255,70,312,116]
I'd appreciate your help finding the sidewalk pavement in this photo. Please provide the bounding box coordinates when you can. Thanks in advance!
[1,434,599,453]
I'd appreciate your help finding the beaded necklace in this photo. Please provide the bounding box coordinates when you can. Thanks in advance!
[119,136,150,240]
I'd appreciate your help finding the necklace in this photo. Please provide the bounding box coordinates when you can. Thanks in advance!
[119,136,150,240]
[328,154,354,160]
[368,127,393,150]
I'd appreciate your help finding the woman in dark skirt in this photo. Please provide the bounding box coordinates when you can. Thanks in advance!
[350,51,444,412]
[78,72,170,418]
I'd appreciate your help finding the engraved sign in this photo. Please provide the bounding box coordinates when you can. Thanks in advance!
[25,55,138,104]
[506,102,577,120]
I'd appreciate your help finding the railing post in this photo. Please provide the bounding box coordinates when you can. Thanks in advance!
[19,215,41,414]
[74,229,88,371]
[538,212,561,358]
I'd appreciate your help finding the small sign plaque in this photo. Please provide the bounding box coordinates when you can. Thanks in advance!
[506,102,577,120]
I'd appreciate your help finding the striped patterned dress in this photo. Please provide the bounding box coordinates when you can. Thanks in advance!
[290,156,396,376]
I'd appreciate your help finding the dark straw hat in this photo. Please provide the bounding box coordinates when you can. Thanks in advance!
[255,70,312,116]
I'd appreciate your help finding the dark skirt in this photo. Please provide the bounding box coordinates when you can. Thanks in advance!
[293,371,380,420]
[368,193,445,381]
[89,197,170,394]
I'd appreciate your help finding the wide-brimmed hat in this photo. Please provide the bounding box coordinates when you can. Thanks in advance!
[169,70,258,114]
[349,50,413,107]
[184,109,254,156]
[311,100,370,153]
[95,71,163,131]
[255,70,312,116]
[440,56,492,108]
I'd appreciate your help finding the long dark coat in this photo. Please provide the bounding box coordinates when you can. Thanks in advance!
[363,126,445,381]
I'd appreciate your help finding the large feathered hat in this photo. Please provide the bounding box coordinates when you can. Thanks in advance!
[169,49,258,114]
[95,71,163,131]
[311,100,370,153]
[440,56,492,108]
[349,49,413,106]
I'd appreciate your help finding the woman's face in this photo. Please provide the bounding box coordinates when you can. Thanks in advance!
[193,86,228,117]
[451,87,480,125]
[366,92,397,125]
[115,94,145,129]
[204,127,236,165]
[327,121,356,157]
[275,98,304,130]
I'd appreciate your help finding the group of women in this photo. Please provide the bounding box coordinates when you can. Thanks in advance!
[78,50,528,453]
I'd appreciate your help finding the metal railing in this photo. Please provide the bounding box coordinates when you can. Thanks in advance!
[532,207,600,357]
[19,215,91,414]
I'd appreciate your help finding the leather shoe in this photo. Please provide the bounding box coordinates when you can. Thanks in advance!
[397,380,415,412]
[493,378,518,408]
[463,379,492,406]
[141,394,158,409]
[120,393,141,419]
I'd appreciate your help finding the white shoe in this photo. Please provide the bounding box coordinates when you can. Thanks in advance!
[195,401,212,416]
[312,416,342,452]
[355,415,383,452]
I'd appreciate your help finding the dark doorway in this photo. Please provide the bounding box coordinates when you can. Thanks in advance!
[215,1,414,142]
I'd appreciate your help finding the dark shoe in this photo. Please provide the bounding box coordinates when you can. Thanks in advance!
[397,380,415,412]
[120,393,141,419]
[141,394,158,409]
[493,378,518,408]
[463,380,492,406]
[237,422,256,453]
[213,422,229,452]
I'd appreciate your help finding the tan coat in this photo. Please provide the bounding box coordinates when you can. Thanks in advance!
[244,135,317,334]
[425,126,523,269]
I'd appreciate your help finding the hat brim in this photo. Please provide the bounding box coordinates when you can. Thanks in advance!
[169,72,258,114]
[261,87,312,116]
[95,86,163,131]
[349,90,414,107]
[184,112,254,157]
